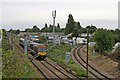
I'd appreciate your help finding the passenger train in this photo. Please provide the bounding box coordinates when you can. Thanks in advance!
[19,38,47,59]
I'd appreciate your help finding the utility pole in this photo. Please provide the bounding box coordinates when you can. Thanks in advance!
[86,29,89,79]
[52,10,56,45]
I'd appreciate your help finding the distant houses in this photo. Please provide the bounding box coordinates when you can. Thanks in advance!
[18,32,95,45]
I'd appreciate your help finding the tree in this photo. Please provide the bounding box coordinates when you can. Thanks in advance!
[61,28,65,32]
[65,14,83,35]
[8,29,13,32]
[8,29,20,34]
[74,22,82,29]
[25,25,40,32]
[2,29,6,33]
[65,14,75,34]
[32,25,40,32]
[16,29,20,34]
[57,23,60,29]
[86,24,97,34]
[109,29,120,43]
[81,28,86,33]
[2,29,6,37]
[93,29,114,52]
[72,28,79,39]
[115,29,120,42]
[41,23,49,32]
[49,25,53,32]
[25,28,32,32]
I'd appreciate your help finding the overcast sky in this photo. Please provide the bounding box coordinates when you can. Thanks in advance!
[0,0,119,30]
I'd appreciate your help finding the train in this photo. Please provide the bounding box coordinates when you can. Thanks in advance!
[19,38,47,59]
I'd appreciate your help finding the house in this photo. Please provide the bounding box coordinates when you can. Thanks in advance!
[112,42,120,52]
[89,42,96,46]
[73,37,87,44]
[19,32,40,41]
[81,33,93,38]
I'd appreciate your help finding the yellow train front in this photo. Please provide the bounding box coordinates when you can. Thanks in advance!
[29,42,47,59]
[37,44,47,59]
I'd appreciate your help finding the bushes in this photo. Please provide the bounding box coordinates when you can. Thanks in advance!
[2,35,35,78]
[94,29,114,52]
[2,50,34,78]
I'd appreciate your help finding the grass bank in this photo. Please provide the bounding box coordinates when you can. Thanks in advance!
[84,46,118,77]
[47,44,86,77]
[2,34,42,78]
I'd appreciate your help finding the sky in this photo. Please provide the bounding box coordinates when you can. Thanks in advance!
[0,0,119,30]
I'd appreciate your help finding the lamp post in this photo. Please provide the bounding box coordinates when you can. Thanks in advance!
[52,10,56,45]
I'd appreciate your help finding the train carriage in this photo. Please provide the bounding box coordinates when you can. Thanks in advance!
[19,38,47,59]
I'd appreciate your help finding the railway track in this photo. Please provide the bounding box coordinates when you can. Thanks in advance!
[6,33,81,80]
[72,46,113,80]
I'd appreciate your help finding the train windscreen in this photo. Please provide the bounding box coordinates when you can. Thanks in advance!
[38,46,46,53]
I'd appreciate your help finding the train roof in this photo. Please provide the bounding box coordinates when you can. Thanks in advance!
[20,38,45,46]
[29,41,46,46]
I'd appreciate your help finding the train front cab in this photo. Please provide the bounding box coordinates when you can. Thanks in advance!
[31,44,47,59]
[37,45,47,59]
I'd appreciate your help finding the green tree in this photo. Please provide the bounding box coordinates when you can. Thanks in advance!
[81,28,86,33]
[86,24,97,34]
[109,29,120,43]
[25,25,40,32]
[65,14,75,34]
[8,29,13,32]
[49,25,53,32]
[57,23,60,29]
[32,25,40,32]
[41,23,49,32]
[74,22,82,29]
[25,28,32,32]
[61,28,65,32]
[2,29,6,37]
[15,29,20,34]
[72,28,79,39]
[94,29,114,52]
[115,29,120,42]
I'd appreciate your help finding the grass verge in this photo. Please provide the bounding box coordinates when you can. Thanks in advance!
[2,34,42,78]
[47,44,86,77]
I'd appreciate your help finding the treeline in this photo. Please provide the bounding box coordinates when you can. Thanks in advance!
[41,14,97,34]
[7,14,97,34]
[4,14,120,43]
[40,23,64,32]
[7,24,64,34]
